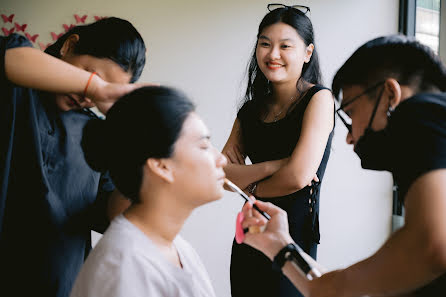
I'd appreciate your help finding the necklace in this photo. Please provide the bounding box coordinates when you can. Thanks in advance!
[271,95,295,122]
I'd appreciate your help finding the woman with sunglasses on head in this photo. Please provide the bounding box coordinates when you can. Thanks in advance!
[222,4,334,297]
[240,34,446,297]
[70,86,226,297]
[0,18,147,297]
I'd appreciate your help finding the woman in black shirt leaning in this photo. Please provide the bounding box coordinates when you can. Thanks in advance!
[0,18,148,297]
[239,34,446,297]
[222,4,334,297]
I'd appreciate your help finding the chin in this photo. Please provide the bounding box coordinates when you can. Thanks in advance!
[206,190,224,204]
[265,76,285,84]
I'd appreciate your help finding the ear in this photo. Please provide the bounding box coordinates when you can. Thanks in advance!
[60,34,80,58]
[145,158,174,184]
[384,78,402,109]
[304,43,314,63]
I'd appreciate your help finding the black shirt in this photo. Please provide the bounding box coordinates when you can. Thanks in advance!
[237,85,333,190]
[0,34,114,297]
[389,93,446,201]
[237,85,333,247]
[230,86,334,297]
[387,92,446,296]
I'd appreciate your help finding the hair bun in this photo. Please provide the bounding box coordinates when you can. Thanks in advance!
[82,118,110,172]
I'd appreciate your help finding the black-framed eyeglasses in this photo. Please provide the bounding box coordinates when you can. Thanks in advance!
[267,3,310,14]
[335,81,385,134]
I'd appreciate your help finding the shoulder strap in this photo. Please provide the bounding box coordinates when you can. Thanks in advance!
[304,85,331,101]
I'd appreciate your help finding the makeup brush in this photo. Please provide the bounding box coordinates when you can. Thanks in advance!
[224,178,271,220]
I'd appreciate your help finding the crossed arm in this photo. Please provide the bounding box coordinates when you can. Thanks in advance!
[222,89,334,196]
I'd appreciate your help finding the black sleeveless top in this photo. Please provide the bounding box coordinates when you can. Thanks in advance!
[237,85,334,246]
[237,85,334,194]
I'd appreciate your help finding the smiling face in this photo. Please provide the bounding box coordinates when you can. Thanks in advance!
[168,112,227,207]
[255,22,313,86]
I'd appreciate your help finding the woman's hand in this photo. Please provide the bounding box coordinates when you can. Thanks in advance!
[309,174,319,187]
[223,144,245,165]
[88,77,159,114]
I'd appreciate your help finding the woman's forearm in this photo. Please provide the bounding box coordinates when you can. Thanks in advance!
[5,47,102,95]
[224,159,284,190]
[255,163,313,197]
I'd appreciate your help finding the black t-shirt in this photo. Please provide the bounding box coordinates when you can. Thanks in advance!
[389,92,446,201]
[0,34,114,297]
[387,92,446,296]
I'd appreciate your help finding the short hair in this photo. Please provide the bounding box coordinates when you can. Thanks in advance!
[332,34,446,101]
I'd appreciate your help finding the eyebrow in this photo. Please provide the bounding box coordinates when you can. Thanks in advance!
[258,35,293,42]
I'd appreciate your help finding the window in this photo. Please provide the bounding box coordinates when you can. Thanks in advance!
[416,0,440,53]
[399,0,445,62]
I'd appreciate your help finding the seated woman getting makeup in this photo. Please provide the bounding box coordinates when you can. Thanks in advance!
[70,86,227,297]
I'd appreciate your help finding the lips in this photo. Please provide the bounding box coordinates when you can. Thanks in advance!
[266,61,283,70]
[217,172,226,182]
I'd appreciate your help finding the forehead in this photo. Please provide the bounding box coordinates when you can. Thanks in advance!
[76,55,132,84]
[259,22,300,40]
[179,113,209,140]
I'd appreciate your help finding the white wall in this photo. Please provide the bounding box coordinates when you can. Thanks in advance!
[1,1,399,296]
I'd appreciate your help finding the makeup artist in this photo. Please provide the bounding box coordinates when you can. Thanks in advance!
[222,4,334,297]
[240,34,446,297]
[0,18,147,297]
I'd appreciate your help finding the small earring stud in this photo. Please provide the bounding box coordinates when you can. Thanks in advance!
[387,106,395,117]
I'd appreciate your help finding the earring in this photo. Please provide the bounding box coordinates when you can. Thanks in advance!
[387,106,395,117]
[60,50,64,56]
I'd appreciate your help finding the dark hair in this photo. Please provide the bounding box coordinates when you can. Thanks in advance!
[332,34,446,101]
[242,7,322,111]
[45,17,146,83]
[82,86,196,202]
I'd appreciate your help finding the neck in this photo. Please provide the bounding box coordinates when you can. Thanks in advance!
[124,187,192,247]
[271,80,302,105]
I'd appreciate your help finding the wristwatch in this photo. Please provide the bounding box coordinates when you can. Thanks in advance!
[272,243,298,272]
[272,243,321,280]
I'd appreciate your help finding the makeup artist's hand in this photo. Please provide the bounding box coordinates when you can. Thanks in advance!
[241,200,293,260]
[87,77,159,114]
